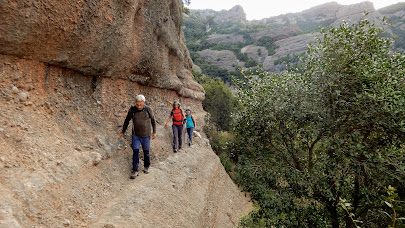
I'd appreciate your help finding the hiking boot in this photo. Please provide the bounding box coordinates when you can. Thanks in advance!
[130,171,139,179]
[144,167,149,174]
[188,142,191,147]
[173,148,177,153]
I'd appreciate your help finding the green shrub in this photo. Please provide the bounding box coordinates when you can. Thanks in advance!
[232,19,405,227]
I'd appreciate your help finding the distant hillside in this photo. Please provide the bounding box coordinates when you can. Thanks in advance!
[184,1,405,80]
[378,2,405,52]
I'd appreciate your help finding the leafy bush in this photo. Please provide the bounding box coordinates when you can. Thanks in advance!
[255,36,278,55]
[273,52,305,66]
[244,58,258,68]
[232,19,405,227]
[202,77,239,132]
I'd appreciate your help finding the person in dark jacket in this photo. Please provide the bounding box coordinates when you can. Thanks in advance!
[118,94,156,179]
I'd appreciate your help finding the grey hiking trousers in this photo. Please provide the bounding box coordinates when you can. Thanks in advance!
[172,124,183,149]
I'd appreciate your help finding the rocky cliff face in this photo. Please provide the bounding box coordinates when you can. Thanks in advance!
[198,49,239,71]
[185,1,404,74]
[0,0,204,100]
[0,0,252,227]
[191,5,246,24]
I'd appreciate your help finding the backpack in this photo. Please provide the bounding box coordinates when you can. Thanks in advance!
[172,109,183,125]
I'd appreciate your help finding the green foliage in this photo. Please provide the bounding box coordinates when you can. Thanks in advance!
[183,15,210,42]
[183,13,275,80]
[217,22,271,35]
[191,70,203,84]
[231,19,405,227]
[255,36,278,55]
[181,0,191,15]
[189,51,244,82]
[202,77,239,132]
[244,58,258,68]
[384,185,405,228]
[297,18,335,33]
[391,26,405,51]
[274,52,306,66]
[217,133,236,172]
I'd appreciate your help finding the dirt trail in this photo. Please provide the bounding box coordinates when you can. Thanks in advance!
[0,54,252,228]
[91,144,252,228]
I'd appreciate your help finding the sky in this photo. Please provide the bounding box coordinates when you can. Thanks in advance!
[188,0,405,20]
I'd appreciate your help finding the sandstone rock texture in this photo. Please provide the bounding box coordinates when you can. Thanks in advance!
[0,0,204,100]
[0,54,252,227]
[0,0,252,227]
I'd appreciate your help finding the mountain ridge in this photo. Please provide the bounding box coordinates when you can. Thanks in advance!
[185,1,405,77]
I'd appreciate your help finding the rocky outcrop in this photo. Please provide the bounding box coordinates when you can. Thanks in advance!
[198,49,239,71]
[241,45,268,64]
[187,1,403,74]
[191,5,246,24]
[332,1,383,27]
[250,26,302,41]
[263,33,318,71]
[301,2,341,20]
[213,5,246,24]
[0,51,252,228]
[206,34,245,44]
[0,0,204,100]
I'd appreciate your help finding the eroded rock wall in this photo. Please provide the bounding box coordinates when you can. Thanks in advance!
[0,51,251,228]
[0,0,204,100]
[0,0,252,227]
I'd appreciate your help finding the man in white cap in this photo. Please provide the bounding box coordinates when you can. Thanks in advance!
[118,94,156,179]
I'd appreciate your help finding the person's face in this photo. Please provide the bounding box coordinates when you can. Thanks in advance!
[186,111,190,116]
[174,104,179,109]
[136,100,145,110]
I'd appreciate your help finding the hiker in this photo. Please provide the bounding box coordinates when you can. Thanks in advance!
[118,94,156,179]
[184,109,196,146]
[164,101,184,153]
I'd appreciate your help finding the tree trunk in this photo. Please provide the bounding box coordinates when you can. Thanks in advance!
[328,203,340,228]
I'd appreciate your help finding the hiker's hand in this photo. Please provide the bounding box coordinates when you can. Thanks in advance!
[152,133,156,140]
[117,132,124,137]
[164,123,168,128]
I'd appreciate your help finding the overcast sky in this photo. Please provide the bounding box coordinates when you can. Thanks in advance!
[188,0,405,20]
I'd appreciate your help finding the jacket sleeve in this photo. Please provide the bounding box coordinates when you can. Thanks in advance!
[121,108,132,134]
[149,107,157,134]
